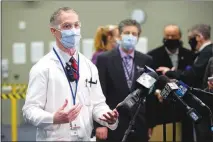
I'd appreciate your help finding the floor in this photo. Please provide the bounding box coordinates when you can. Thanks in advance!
[1,124,36,141]
[1,124,96,141]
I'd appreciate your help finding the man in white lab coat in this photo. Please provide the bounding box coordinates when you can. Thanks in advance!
[22,7,119,141]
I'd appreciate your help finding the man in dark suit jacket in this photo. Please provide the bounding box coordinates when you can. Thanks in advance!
[158,24,213,142]
[159,24,212,89]
[96,19,155,142]
[148,24,195,75]
[193,57,213,142]
[147,24,195,142]
[203,57,213,88]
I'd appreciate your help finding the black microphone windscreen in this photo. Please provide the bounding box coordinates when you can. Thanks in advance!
[155,75,170,90]
[147,71,159,79]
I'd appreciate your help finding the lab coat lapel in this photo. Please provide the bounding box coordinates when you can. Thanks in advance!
[49,50,64,72]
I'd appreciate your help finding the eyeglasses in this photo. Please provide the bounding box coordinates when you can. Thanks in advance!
[59,21,81,30]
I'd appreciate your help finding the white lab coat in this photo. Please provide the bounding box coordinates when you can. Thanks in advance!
[22,47,118,141]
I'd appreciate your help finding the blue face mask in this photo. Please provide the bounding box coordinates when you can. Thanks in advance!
[121,34,138,51]
[60,28,81,49]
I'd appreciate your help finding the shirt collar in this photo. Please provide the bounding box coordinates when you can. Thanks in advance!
[198,41,212,52]
[54,45,78,64]
[165,47,179,55]
[119,46,135,59]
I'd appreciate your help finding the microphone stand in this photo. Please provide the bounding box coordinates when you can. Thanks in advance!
[122,97,146,142]
[172,100,176,142]
[188,91,213,138]
[205,105,213,140]
[190,88,213,97]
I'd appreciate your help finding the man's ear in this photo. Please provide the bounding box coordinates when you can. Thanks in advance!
[196,34,203,42]
[50,27,57,36]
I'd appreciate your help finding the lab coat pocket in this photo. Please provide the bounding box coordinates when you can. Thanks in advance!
[45,124,61,140]
[46,124,70,141]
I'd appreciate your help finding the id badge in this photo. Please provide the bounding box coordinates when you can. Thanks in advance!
[70,122,80,130]
[70,122,80,136]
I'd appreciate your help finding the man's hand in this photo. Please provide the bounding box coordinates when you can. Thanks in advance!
[99,109,119,124]
[208,81,213,90]
[156,66,171,75]
[154,89,163,103]
[53,99,82,124]
[148,128,153,139]
[96,127,108,140]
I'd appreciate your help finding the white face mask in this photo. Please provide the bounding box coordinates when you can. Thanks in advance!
[59,28,81,49]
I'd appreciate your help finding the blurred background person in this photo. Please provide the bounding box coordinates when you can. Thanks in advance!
[96,19,155,142]
[157,24,213,142]
[91,25,119,65]
[195,56,213,142]
[91,25,119,141]
[159,24,212,88]
[148,24,195,74]
[147,24,195,142]
[203,56,213,115]
[203,57,213,89]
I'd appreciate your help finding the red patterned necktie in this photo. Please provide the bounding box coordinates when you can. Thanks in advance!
[69,57,79,81]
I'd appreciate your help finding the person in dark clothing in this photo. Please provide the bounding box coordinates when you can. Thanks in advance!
[158,24,212,89]
[96,19,155,142]
[91,25,119,141]
[157,24,213,142]
[147,24,196,142]
[148,24,195,74]
[203,57,213,89]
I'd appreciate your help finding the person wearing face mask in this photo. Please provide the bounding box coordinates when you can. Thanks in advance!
[157,24,213,142]
[148,24,195,75]
[91,25,119,141]
[186,25,213,142]
[147,25,196,142]
[159,24,213,88]
[96,19,155,142]
[91,25,119,65]
[22,7,119,141]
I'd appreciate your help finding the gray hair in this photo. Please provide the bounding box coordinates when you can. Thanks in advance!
[189,24,211,40]
[49,7,78,27]
[118,19,141,36]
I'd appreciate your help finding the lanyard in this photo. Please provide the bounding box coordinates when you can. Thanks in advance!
[53,48,79,105]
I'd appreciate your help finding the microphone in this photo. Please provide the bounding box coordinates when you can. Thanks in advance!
[175,80,207,107]
[158,75,202,123]
[174,79,213,97]
[189,87,213,97]
[175,80,213,132]
[116,69,158,112]
[136,65,155,74]
[119,67,158,142]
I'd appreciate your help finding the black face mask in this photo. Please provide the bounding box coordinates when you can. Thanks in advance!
[163,38,181,50]
[188,37,197,52]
